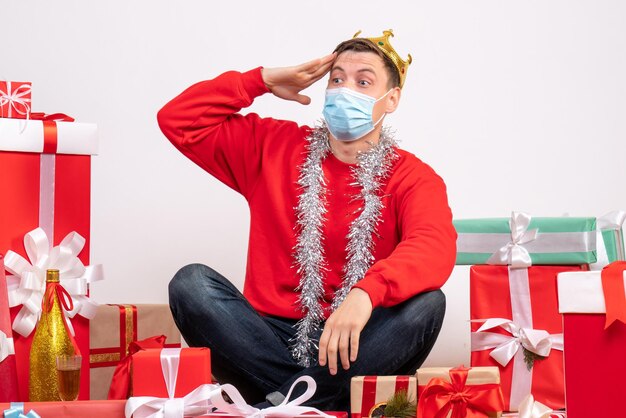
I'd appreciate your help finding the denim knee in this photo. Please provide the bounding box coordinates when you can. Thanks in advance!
[169,263,211,301]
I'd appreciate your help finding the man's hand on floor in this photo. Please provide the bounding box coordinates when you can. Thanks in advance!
[318,288,373,375]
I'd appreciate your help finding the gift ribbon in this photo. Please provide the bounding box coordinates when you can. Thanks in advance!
[486,212,538,267]
[212,375,334,418]
[417,366,504,418]
[3,402,40,418]
[42,280,81,355]
[601,261,626,329]
[598,211,626,262]
[108,335,167,400]
[471,318,563,368]
[0,81,32,118]
[4,228,104,337]
[0,330,15,362]
[516,394,554,418]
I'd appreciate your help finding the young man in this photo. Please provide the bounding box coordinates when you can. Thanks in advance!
[159,30,456,410]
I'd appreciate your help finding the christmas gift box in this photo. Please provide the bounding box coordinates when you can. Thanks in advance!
[0,114,100,401]
[557,262,626,418]
[416,366,504,418]
[0,255,19,402]
[454,212,596,266]
[90,304,182,400]
[132,347,211,398]
[350,376,417,418]
[470,265,585,411]
[0,81,32,119]
[1,400,126,418]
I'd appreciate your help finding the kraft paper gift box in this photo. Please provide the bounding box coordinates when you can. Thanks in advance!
[416,366,504,418]
[469,265,585,411]
[0,114,99,400]
[0,81,32,119]
[350,375,417,418]
[1,400,126,418]
[89,304,182,400]
[557,262,626,418]
[132,347,212,398]
[453,213,596,265]
[0,255,19,402]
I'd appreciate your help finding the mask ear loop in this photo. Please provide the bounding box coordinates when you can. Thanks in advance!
[372,88,393,127]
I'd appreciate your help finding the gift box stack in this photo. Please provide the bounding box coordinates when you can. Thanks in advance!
[454,210,625,416]
[0,80,184,410]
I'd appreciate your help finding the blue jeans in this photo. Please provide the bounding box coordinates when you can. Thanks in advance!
[169,264,445,411]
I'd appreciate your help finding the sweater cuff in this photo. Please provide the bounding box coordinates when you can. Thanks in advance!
[352,273,388,308]
[241,67,271,100]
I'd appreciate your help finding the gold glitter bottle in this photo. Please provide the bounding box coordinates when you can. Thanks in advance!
[29,269,77,401]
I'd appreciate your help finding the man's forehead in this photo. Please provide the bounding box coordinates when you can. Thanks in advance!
[331,51,385,72]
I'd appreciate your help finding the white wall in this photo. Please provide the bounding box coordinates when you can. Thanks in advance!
[2,0,625,367]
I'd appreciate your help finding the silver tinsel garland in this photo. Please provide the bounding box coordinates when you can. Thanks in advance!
[291,123,399,366]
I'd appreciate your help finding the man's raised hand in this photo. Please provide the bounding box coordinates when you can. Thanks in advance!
[261,53,336,105]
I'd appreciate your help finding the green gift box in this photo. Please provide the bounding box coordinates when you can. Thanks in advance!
[454,212,596,266]
[598,211,625,263]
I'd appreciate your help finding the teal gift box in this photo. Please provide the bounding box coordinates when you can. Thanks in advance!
[454,212,596,266]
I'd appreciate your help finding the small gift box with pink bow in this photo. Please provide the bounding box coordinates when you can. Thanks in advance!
[0,81,31,119]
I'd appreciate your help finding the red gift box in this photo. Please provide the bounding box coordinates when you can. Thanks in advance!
[0,81,31,119]
[470,265,585,411]
[350,375,417,418]
[0,400,126,418]
[132,347,212,397]
[0,255,19,402]
[0,116,98,401]
[557,262,626,418]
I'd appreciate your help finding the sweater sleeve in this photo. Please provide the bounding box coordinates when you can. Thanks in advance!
[352,165,457,308]
[157,67,295,197]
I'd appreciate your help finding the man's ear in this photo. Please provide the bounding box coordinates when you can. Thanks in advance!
[384,87,402,114]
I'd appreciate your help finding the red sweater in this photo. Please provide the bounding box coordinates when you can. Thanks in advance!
[157,67,457,319]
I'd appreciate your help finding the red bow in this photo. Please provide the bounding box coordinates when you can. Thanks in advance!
[602,261,626,329]
[42,281,81,356]
[107,335,167,399]
[418,366,504,418]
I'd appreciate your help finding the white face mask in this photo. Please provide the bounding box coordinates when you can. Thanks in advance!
[322,88,392,141]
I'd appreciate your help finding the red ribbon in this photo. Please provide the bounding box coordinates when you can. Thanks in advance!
[30,112,75,154]
[107,335,167,400]
[418,366,504,418]
[42,281,81,356]
[601,261,626,329]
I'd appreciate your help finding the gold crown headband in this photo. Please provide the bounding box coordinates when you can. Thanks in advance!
[353,29,412,88]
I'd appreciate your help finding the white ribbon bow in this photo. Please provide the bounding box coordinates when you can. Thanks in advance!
[487,212,538,268]
[0,81,32,118]
[3,228,104,337]
[212,376,333,418]
[0,330,15,362]
[471,318,563,367]
[516,394,556,418]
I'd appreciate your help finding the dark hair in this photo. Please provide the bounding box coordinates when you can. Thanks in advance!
[333,38,400,89]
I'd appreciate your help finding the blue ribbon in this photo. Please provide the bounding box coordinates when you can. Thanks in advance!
[3,403,40,418]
